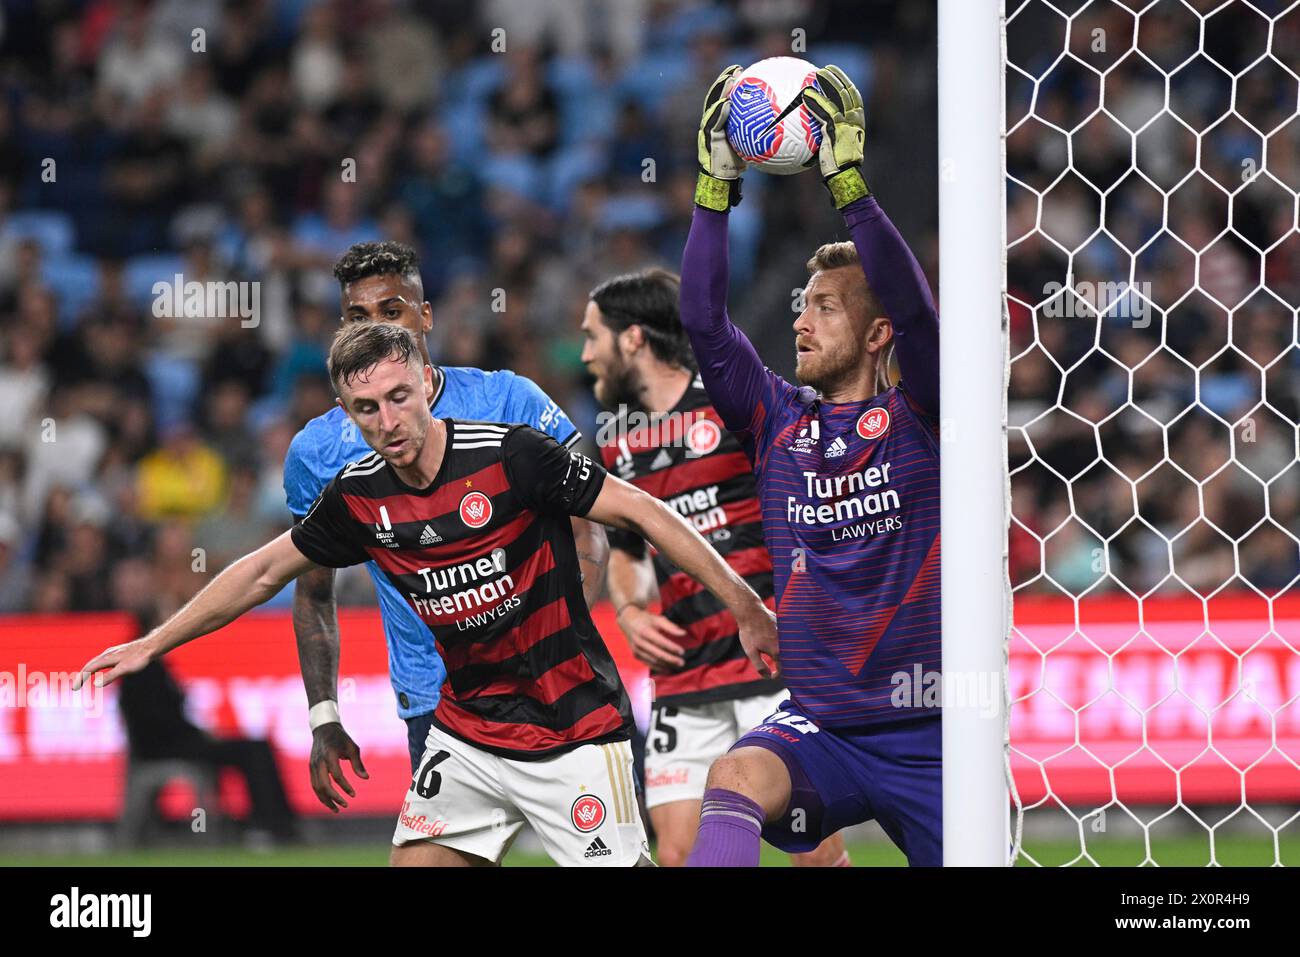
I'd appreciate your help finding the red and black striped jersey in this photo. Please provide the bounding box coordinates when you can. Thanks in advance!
[291,418,632,760]
[598,377,782,707]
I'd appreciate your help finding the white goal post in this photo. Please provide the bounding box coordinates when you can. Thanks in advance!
[939,0,1014,866]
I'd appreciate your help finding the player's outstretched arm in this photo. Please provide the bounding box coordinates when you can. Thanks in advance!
[74,531,317,690]
[588,476,779,679]
[608,545,687,672]
[681,67,774,439]
[803,65,940,416]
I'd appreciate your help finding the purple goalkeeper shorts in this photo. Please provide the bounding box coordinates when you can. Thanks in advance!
[733,699,942,866]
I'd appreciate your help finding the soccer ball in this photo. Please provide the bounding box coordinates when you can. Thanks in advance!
[726,56,823,175]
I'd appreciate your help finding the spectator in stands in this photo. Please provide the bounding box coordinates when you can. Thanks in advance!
[0,512,32,613]
[487,47,561,160]
[135,423,227,522]
[194,466,274,573]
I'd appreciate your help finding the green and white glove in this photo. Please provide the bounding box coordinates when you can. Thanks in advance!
[801,64,870,208]
[695,64,746,212]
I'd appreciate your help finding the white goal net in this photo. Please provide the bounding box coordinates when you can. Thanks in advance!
[1004,0,1300,865]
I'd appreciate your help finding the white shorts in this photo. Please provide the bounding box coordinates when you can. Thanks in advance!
[393,722,652,867]
[643,688,788,810]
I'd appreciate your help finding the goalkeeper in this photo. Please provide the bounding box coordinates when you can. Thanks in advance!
[681,65,942,866]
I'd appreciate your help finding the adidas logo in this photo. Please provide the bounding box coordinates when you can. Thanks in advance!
[584,836,613,859]
[650,449,673,471]
[418,524,442,545]
[824,436,848,458]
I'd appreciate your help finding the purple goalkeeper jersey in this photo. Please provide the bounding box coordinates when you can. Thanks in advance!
[680,196,940,729]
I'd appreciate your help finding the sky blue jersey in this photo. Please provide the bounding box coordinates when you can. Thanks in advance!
[283,366,581,719]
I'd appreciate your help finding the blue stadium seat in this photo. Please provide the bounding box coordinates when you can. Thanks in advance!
[40,254,100,330]
[547,144,610,210]
[807,46,873,102]
[144,354,201,432]
[598,193,664,232]
[550,57,614,148]
[125,254,187,309]
[481,154,547,204]
[438,104,488,167]
[1199,374,1255,418]
[547,56,597,94]
[6,210,76,256]
[616,50,692,115]
[655,4,736,51]
[453,57,507,103]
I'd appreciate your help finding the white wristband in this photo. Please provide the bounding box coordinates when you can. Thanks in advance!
[308,700,341,731]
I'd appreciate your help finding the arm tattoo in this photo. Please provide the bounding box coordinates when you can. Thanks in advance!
[293,565,340,707]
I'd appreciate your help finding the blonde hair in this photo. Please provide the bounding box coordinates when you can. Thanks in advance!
[806,242,895,395]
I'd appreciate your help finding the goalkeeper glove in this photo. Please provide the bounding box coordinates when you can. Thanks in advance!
[801,65,871,209]
[695,64,746,212]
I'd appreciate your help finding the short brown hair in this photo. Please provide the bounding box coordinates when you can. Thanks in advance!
[806,241,860,274]
[327,321,420,392]
[806,242,882,318]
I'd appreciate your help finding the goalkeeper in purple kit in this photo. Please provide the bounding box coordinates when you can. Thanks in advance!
[682,65,942,866]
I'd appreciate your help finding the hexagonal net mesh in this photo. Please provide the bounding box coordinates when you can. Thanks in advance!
[1005,0,1300,864]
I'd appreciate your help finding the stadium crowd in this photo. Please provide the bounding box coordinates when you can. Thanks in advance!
[1006,0,1300,599]
[0,0,935,617]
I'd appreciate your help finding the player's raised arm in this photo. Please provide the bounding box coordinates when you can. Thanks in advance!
[588,476,778,679]
[680,67,777,439]
[803,65,940,416]
[74,531,320,690]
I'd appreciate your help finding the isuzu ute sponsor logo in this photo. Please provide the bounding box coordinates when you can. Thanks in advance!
[374,504,398,546]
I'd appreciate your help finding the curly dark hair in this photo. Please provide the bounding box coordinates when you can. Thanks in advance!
[332,241,422,289]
